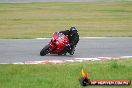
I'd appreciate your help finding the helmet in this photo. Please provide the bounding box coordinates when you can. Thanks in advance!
[70,26,77,32]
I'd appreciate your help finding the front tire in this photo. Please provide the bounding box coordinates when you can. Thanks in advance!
[40,44,51,56]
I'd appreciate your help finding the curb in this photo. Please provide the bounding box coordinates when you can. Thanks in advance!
[7,56,132,64]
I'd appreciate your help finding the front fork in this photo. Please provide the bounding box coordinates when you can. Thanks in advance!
[49,41,57,52]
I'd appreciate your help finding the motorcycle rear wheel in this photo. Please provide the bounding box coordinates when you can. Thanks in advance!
[40,44,51,56]
[69,46,75,55]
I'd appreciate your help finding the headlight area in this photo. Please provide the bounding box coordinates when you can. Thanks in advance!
[55,41,59,45]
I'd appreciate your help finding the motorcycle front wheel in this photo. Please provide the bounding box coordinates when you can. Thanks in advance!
[40,44,51,56]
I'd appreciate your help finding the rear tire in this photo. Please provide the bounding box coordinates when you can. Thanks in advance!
[69,46,75,55]
[40,44,51,56]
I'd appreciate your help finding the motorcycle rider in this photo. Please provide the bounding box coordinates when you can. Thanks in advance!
[59,26,79,55]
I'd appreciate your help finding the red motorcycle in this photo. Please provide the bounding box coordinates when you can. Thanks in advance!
[40,32,75,56]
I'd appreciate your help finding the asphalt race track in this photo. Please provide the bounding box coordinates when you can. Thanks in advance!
[0,37,132,63]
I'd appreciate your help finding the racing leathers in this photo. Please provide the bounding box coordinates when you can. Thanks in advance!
[59,27,79,54]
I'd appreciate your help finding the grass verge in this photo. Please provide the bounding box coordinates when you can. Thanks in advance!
[0,59,132,88]
[0,2,132,38]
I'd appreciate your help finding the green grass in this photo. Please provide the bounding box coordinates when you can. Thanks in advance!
[0,2,132,38]
[0,59,132,88]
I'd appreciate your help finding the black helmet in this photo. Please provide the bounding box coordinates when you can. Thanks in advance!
[70,26,77,32]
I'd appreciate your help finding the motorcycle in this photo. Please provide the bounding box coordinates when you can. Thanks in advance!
[40,32,75,56]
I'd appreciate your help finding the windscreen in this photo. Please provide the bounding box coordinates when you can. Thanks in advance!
[57,33,65,40]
